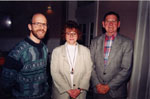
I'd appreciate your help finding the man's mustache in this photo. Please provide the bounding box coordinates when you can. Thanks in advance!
[37,29,45,32]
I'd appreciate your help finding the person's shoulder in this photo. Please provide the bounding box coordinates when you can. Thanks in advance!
[118,34,133,43]
[117,34,133,48]
[91,34,105,42]
[90,34,105,47]
[78,44,90,52]
[8,39,29,59]
[78,44,88,49]
[52,44,64,52]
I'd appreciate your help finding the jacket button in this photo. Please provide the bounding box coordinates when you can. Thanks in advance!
[103,72,106,75]
[73,84,76,86]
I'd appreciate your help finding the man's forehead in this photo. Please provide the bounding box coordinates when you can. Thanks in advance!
[105,14,118,19]
[32,14,47,22]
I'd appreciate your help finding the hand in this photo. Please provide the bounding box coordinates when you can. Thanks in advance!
[96,84,110,94]
[67,89,81,98]
[96,84,102,93]
[67,90,74,98]
[101,84,110,94]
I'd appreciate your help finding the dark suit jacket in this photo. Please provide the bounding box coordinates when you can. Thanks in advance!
[90,33,133,98]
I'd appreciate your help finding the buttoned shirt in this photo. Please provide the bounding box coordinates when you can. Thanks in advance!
[104,33,117,66]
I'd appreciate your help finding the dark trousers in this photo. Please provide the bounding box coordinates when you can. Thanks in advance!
[93,93,126,99]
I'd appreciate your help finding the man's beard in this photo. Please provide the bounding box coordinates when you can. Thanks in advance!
[31,29,46,40]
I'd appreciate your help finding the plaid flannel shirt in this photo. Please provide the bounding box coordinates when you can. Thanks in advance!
[104,33,117,66]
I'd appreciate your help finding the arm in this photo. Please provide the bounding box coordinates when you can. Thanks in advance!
[0,56,20,96]
[50,49,70,94]
[108,41,133,90]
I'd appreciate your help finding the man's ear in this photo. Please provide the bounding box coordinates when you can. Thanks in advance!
[28,24,32,31]
[117,21,120,28]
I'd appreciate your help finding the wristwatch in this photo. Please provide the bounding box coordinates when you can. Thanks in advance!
[78,88,83,92]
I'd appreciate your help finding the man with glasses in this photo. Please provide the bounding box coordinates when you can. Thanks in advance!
[90,11,133,99]
[0,13,50,99]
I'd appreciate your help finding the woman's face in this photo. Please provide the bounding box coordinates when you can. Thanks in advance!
[65,28,78,45]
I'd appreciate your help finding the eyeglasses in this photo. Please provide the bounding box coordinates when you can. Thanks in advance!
[66,32,77,37]
[105,20,118,24]
[32,22,47,28]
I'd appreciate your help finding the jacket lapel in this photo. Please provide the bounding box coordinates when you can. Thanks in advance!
[62,44,70,71]
[99,35,105,71]
[106,34,121,67]
[74,43,81,75]
[62,44,72,86]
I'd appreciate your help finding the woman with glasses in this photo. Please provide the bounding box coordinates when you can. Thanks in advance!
[50,20,93,99]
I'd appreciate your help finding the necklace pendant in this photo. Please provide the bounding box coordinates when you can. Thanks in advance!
[71,68,74,74]
[71,71,74,74]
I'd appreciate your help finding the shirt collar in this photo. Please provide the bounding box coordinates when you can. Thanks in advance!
[105,32,117,40]
[25,37,44,48]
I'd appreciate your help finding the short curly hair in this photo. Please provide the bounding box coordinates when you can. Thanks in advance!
[62,20,82,40]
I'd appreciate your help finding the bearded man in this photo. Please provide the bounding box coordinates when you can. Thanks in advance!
[0,13,50,99]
